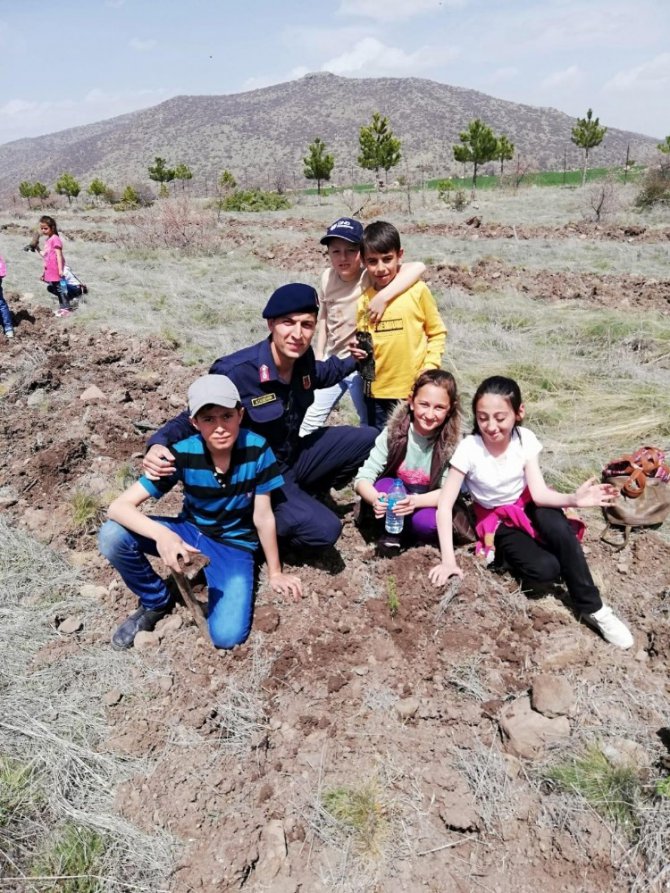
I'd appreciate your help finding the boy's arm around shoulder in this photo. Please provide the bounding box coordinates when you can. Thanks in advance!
[253,494,302,600]
[366,260,426,323]
[106,481,200,573]
[421,283,447,370]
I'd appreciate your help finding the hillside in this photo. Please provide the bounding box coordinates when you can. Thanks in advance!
[0,72,660,199]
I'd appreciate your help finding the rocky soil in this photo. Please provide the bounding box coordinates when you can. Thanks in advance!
[1,279,669,892]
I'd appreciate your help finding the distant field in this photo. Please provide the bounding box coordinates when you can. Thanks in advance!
[303,166,647,196]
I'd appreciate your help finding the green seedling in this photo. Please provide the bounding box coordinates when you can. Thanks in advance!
[387,575,399,619]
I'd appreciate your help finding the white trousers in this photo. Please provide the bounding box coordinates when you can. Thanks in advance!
[299,371,367,436]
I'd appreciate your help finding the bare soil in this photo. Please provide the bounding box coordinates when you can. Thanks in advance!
[1,279,669,892]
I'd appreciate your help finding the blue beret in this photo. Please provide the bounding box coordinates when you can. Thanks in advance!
[262,283,320,319]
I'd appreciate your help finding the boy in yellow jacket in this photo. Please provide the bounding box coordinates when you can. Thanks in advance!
[356,220,447,429]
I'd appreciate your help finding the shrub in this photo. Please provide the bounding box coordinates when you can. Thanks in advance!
[436,178,454,201]
[218,189,291,212]
[635,161,670,209]
[115,196,221,254]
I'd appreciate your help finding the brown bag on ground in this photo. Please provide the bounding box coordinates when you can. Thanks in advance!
[601,446,670,549]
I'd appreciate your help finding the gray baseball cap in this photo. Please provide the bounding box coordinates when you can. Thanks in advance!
[188,374,240,416]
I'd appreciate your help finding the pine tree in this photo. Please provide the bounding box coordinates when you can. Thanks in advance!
[55,172,81,204]
[495,134,515,177]
[19,181,36,208]
[147,156,176,196]
[358,113,402,183]
[452,119,498,188]
[87,178,108,204]
[174,163,193,191]
[303,138,334,196]
[571,109,607,186]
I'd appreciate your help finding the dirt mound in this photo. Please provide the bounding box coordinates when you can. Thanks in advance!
[1,295,669,892]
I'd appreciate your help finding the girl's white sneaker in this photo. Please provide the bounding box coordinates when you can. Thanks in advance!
[584,605,634,649]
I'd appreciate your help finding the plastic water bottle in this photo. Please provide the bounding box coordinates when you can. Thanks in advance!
[59,278,69,301]
[385,479,406,534]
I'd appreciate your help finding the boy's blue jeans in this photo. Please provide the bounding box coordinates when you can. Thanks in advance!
[98,518,255,649]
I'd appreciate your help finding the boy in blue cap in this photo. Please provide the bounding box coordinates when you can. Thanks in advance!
[299,217,425,435]
[143,283,377,550]
[100,373,301,650]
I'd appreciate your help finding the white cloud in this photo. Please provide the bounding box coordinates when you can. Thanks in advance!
[322,37,450,77]
[541,65,582,89]
[605,52,670,90]
[129,37,157,51]
[338,0,463,21]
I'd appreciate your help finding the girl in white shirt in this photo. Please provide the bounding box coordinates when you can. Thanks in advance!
[428,376,633,649]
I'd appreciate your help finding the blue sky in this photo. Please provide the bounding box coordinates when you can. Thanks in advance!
[1,0,668,145]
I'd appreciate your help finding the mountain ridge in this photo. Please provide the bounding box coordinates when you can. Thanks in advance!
[0,72,659,198]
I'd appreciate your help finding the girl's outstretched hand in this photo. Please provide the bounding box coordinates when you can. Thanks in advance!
[428,561,463,586]
[574,476,619,508]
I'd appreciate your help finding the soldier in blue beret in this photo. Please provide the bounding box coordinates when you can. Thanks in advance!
[143,283,377,548]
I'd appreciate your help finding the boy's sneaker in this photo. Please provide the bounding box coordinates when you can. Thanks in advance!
[54,307,72,317]
[583,605,634,649]
[111,603,173,650]
[377,532,402,558]
[4,329,13,339]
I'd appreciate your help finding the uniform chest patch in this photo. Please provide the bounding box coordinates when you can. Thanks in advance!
[251,393,277,407]
[259,365,271,383]
[302,375,311,389]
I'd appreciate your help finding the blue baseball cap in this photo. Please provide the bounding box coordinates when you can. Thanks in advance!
[262,283,320,319]
[320,217,363,246]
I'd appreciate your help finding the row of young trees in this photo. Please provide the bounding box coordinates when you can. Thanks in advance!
[304,107,661,194]
[304,111,402,195]
[18,116,670,209]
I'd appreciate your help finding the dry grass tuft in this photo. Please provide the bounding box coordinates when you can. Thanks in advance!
[0,521,174,890]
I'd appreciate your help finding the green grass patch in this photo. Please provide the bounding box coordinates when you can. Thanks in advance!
[70,491,105,532]
[546,745,641,831]
[32,823,106,893]
[322,782,391,857]
[0,755,42,828]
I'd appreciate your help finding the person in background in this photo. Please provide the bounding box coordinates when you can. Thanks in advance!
[0,251,14,338]
[37,216,74,317]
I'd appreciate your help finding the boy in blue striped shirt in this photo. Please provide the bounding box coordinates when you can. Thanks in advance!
[99,374,301,650]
